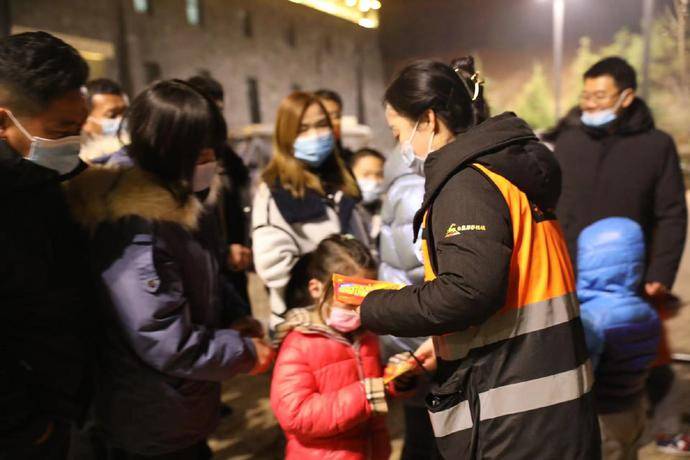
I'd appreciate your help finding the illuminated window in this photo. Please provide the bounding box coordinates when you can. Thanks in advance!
[132,0,149,13]
[186,0,202,26]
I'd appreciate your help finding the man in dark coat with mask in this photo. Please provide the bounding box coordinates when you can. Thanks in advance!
[548,56,687,302]
[0,32,92,459]
[547,56,687,456]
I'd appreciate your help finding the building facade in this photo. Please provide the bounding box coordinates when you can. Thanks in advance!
[5,0,390,148]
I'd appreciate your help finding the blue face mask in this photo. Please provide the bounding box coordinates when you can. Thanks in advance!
[581,109,617,128]
[98,117,123,136]
[293,132,335,167]
[7,110,82,176]
[580,91,629,128]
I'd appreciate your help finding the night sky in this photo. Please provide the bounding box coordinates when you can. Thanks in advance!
[379,0,675,79]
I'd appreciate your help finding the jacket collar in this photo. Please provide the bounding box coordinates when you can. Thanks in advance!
[412,113,538,234]
[272,306,362,349]
[545,97,655,141]
[271,182,356,230]
[63,165,221,232]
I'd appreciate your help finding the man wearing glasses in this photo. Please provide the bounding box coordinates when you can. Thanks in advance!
[547,56,687,457]
[550,56,686,300]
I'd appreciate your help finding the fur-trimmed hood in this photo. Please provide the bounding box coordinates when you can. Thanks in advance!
[63,165,223,232]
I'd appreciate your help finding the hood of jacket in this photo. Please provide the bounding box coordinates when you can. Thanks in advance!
[544,97,655,142]
[577,217,646,302]
[63,165,223,232]
[413,112,559,234]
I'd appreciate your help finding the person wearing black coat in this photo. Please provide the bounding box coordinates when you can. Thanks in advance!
[188,75,254,306]
[547,57,687,297]
[0,32,94,460]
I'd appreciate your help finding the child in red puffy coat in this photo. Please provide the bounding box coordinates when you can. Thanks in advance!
[271,235,409,460]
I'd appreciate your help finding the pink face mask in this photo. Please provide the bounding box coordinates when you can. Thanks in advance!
[326,307,361,333]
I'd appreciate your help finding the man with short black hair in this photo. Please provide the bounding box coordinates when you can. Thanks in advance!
[82,78,128,138]
[549,56,687,459]
[187,74,253,305]
[0,31,92,459]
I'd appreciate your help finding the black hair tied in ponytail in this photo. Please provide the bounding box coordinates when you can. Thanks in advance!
[384,55,490,135]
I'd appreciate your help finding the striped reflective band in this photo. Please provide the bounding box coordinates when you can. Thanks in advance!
[429,360,594,438]
[432,292,579,361]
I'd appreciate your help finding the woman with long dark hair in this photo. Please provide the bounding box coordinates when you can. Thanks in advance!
[360,59,601,459]
[65,80,273,459]
[252,92,368,330]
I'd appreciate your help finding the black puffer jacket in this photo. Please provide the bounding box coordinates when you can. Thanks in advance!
[548,99,687,288]
[0,141,92,447]
[362,114,599,460]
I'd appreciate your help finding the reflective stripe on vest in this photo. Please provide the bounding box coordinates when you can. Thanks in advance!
[429,360,594,438]
[432,292,579,361]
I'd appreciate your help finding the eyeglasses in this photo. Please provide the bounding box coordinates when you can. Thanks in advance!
[579,91,622,103]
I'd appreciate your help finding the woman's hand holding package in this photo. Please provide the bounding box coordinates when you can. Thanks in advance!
[413,338,437,373]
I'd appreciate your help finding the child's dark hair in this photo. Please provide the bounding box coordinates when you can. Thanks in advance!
[384,55,489,134]
[125,79,227,202]
[286,235,377,309]
[350,147,386,169]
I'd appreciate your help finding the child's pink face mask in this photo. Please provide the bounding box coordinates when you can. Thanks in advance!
[326,307,361,333]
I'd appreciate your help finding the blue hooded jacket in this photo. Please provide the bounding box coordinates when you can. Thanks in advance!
[577,217,661,413]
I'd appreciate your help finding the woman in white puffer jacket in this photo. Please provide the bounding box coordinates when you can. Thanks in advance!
[252,92,368,330]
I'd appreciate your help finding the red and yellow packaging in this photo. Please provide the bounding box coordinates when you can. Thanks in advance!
[332,274,404,306]
[383,359,417,384]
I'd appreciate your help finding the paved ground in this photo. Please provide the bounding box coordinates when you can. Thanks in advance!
[210,194,690,459]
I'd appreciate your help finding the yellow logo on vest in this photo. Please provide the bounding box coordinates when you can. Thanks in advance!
[445,223,487,238]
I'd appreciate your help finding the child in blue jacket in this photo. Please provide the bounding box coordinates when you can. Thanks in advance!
[577,217,661,459]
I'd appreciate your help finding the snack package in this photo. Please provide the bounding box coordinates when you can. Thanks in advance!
[332,274,404,306]
[383,357,417,384]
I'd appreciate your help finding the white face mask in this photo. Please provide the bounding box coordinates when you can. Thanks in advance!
[192,161,217,192]
[6,110,82,176]
[400,120,434,176]
[357,178,384,204]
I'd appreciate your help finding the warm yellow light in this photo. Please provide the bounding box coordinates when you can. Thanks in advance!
[80,50,107,61]
[287,0,379,28]
[372,0,381,9]
[358,17,377,28]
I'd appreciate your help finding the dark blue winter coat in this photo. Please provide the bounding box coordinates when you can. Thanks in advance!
[577,217,661,413]
[64,166,256,455]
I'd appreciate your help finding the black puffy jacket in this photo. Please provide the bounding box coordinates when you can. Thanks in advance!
[548,99,687,288]
[0,141,93,447]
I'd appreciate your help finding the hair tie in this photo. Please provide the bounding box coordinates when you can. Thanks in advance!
[470,72,485,102]
[453,67,485,102]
